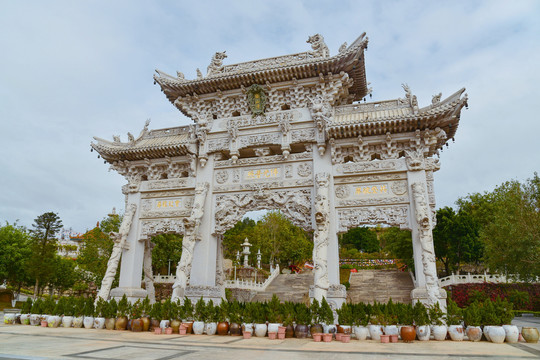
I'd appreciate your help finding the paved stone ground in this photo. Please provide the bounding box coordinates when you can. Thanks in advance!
[1,315,539,360]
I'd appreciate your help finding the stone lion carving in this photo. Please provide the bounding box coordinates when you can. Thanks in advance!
[307,34,330,58]
[207,51,227,77]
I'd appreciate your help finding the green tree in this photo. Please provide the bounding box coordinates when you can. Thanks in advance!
[77,213,121,286]
[478,174,540,281]
[433,206,482,276]
[151,233,183,275]
[381,227,414,270]
[0,222,32,293]
[339,227,379,253]
[49,256,77,295]
[26,212,63,296]
[222,217,256,261]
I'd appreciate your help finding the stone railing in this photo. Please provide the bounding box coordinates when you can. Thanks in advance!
[224,265,280,291]
[438,272,538,287]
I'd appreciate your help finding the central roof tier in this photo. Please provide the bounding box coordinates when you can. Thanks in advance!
[154,33,369,108]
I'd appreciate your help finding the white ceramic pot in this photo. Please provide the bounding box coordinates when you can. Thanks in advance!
[483,326,491,341]
[448,325,464,341]
[48,315,61,328]
[192,321,205,334]
[268,323,281,333]
[160,320,170,329]
[3,313,15,324]
[502,325,519,343]
[432,325,448,341]
[93,317,106,329]
[323,324,337,334]
[384,325,399,336]
[368,325,383,341]
[254,323,267,337]
[83,316,94,329]
[20,314,30,325]
[417,325,431,341]
[353,325,369,340]
[488,326,506,343]
[62,316,73,328]
[205,322,217,335]
[466,326,482,342]
[73,316,84,328]
[243,323,254,334]
[30,314,41,326]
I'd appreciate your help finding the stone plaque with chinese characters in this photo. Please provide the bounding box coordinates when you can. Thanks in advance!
[353,183,389,197]
[244,167,281,181]
[155,199,182,209]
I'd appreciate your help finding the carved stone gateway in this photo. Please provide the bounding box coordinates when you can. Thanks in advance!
[92,33,467,309]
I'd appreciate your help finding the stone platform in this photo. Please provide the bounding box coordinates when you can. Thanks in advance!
[348,269,415,304]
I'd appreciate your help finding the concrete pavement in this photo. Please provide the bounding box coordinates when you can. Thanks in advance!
[1,317,539,359]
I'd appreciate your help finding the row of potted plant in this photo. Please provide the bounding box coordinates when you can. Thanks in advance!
[4,295,539,344]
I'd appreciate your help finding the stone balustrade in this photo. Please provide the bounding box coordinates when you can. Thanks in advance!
[438,272,538,287]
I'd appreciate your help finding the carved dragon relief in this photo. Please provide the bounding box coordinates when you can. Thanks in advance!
[411,182,440,306]
[313,173,331,301]
[213,188,312,235]
[172,182,210,302]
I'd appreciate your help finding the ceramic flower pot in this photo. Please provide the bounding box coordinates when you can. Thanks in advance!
[310,324,323,336]
[295,324,309,338]
[335,332,343,341]
[93,317,105,329]
[448,325,464,341]
[4,313,15,324]
[432,325,447,341]
[61,316,73,328]
[192,321,205,335]
[154,327,162,335]
[368,325,383,341]
[141,316,150,331]
[170,319,181,334]
[522,327,539,343]
[243,330,252,339]
[254,323,268,337]
[242,323,253,334]
[390,334,398,343]
[179,325,187,335]
[313,333,322,342]
[400,326,416,342]
[183,321,193,334]
[105,318,116,330]
[340,325,352,334]
[131,319,143,332]
[322,333,332,342]
[483,326,491,341]
[160,320,170,330]
[466,326,482,342]
[20,314,31,325]
[48,316,61,328]
[323,324,337,335]
[268,332,277,340]
[353,325,369,340]
[384,325,399,336]
[278,326,287,334]
[341,334,351,343]
[83,316,94,329]
[73,316,84,328]
[277,332,286,340]
[416,325,430,341]
[488,326,506,343]
[115,316,128,330]
[150,319,160,331]
[30,314,41,326]
[165,327,173,335]
[229,322,242,336]
[502,325,519,343]
[268,323,281,334]
[285,324,295,338]
[217,321,229,335]
[205,322,217,335]
[380,334,390,343]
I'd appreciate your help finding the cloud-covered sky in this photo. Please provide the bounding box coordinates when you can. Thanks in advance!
[1,0,539,232]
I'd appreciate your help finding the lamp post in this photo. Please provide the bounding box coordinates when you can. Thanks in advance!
[257,249,261,269]
[241,238,252,268]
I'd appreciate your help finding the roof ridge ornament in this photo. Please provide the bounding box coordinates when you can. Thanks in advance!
[307,34,330,58]
[207,51,227,77]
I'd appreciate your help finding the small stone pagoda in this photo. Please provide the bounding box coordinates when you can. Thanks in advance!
[92,33,467,310]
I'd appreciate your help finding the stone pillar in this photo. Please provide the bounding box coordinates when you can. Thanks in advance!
[110,191,148,302]
[406,168,446,309]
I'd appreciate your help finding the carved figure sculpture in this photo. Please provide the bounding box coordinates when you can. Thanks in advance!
[313,173,331,301]
[432,92,442,104]
[143,240,156,303]
[207,51,227,77]
[96,203,137,302]
[411,182,440,306]
[171,182,209,302]
[307,34,330,58]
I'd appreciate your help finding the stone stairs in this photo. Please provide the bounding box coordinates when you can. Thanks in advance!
[250,272,314,303]
[347,269,414,304]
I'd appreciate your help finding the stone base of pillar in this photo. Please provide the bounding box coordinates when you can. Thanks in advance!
[309,284,346,323]
[411,287,448,311]
[185,285,224,304]
[110,287,148,303]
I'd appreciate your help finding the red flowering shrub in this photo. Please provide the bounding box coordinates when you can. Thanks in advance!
[445,283,540,310]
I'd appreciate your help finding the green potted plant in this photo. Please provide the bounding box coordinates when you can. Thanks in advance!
[21,298,33,325]
[204,300,218,335]
[216,300,229,335]
[253,301,268,337]
[228,300,242,336]
[241,301,255,336]
[383,299,399,337]
[149,301,162,333]
[309,298,323,336]
[140,296,151,331]
[192,297,206,335]
[130,299,143,332]
[115,294,130,330]
[170,300,182,334]
[161,298,173,333]
[282,301,296,338]
[352,302,369,340]
[463,301,482,341]
[267,295,283,335]
[368,301,384,341]
[429,302,447,340]
[413,301,430,341]
[73,297,85,328]
[447,299,464,341]
[336,302,353,335]
[294,302,311,339]
[105,298,117,330]
[93,297,107,329]
[399,303,416,342]
[83,297,95,329]
[319,297,335,335]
